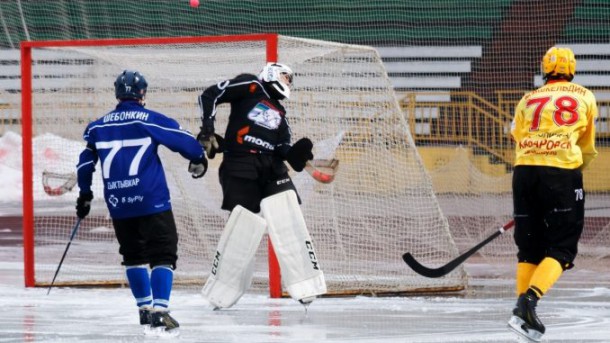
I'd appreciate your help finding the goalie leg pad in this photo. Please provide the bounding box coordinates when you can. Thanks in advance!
[201,205,267,309]
[261,190,327,302]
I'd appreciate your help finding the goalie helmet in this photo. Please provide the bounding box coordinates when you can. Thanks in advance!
[541,47,576,81]
[114,70,148,100]
[258,62,293,100]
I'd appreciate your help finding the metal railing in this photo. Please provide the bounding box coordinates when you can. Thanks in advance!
[402,91,514,164]
[402,90,610,166]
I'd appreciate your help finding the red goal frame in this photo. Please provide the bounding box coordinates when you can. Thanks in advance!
[20,33,284,298]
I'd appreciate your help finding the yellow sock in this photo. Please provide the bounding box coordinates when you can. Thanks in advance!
[516,262,537,296]
[529,257,563,297]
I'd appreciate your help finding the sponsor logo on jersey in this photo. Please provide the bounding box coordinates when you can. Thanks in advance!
[519,138,572,150]
[236,126,249,144]
[243,135,275,150]
[248,102,282,129]
[123,195,144,204]
[108,194,119,207]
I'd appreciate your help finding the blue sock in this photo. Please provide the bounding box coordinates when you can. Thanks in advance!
[125,265,152,308]
[151,265,174,310]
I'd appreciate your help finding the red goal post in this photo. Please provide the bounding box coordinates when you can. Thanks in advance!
[20,33,283,296]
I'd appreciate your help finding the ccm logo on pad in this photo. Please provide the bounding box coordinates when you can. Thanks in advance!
[305,241,319,270]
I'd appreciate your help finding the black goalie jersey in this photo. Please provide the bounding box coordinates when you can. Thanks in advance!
[198,73,292,159]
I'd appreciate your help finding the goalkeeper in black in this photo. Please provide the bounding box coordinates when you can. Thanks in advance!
[197,62,311,211]
[196,63,327,309]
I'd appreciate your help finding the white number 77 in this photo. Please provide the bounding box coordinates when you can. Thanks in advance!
[95,137,152,179]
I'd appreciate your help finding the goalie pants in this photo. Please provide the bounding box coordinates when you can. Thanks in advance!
[112,210,178,269]
[219,153,300,213]
[512,166,584,269]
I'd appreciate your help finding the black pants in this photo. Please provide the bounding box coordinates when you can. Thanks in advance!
[112,210,178,269]
[512,166,584,269]
[219,153,299,213]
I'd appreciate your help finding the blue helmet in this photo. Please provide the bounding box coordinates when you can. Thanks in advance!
[114,70,148,100]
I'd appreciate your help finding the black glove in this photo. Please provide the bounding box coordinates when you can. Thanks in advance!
[198,132,225,159]
[76,192,93,219]
[286,137,314,172]
[188,157,208,179]
[197,119,215,142]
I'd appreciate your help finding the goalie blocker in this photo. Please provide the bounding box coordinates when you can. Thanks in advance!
[202,190,326,308]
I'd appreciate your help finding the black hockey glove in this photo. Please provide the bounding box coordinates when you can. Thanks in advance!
[286,137,314,172]
[198,133,225,159]
[188,157,208,179]
[76,192,93,219]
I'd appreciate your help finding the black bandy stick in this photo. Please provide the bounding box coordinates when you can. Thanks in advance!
[403,220,515,278]
[47,218,82,295]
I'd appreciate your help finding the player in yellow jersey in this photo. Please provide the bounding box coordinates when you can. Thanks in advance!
[507,47,598,342]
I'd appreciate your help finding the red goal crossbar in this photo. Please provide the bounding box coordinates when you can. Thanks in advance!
[20,33,283,298]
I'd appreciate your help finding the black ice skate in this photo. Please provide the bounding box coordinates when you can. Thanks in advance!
[139,307,152,326]
[147,310,180,337]
[507,289,545,342]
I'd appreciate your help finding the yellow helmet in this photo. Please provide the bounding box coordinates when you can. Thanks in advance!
[541,47,576,80]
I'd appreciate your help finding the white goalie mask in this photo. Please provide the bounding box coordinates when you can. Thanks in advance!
[258,62,293,99]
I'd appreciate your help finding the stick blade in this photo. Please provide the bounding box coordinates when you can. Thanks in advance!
[403,220,514,279]
[402,252,450,278]
[311,158,339,174]
[42,170,77,196]
[305,159,339,183]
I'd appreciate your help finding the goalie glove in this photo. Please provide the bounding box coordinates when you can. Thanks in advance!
[188,157,208,179]
[286,137,314,172]
[197,118,224,158]
[76,192,93,219]
[198,132,225,159]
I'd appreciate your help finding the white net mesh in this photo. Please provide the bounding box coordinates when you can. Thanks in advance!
[26,35,466,294]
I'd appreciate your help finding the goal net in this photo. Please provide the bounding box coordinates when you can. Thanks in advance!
[22,34,466,295]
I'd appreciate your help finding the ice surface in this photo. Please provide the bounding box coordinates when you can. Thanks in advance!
[1,245,609,343]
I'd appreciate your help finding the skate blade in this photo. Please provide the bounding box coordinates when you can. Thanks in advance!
[143,325,180,338]
[507,315,543,342]
[298,296,316,305]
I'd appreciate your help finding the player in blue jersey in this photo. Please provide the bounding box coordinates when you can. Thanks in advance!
[75,70,207,336]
